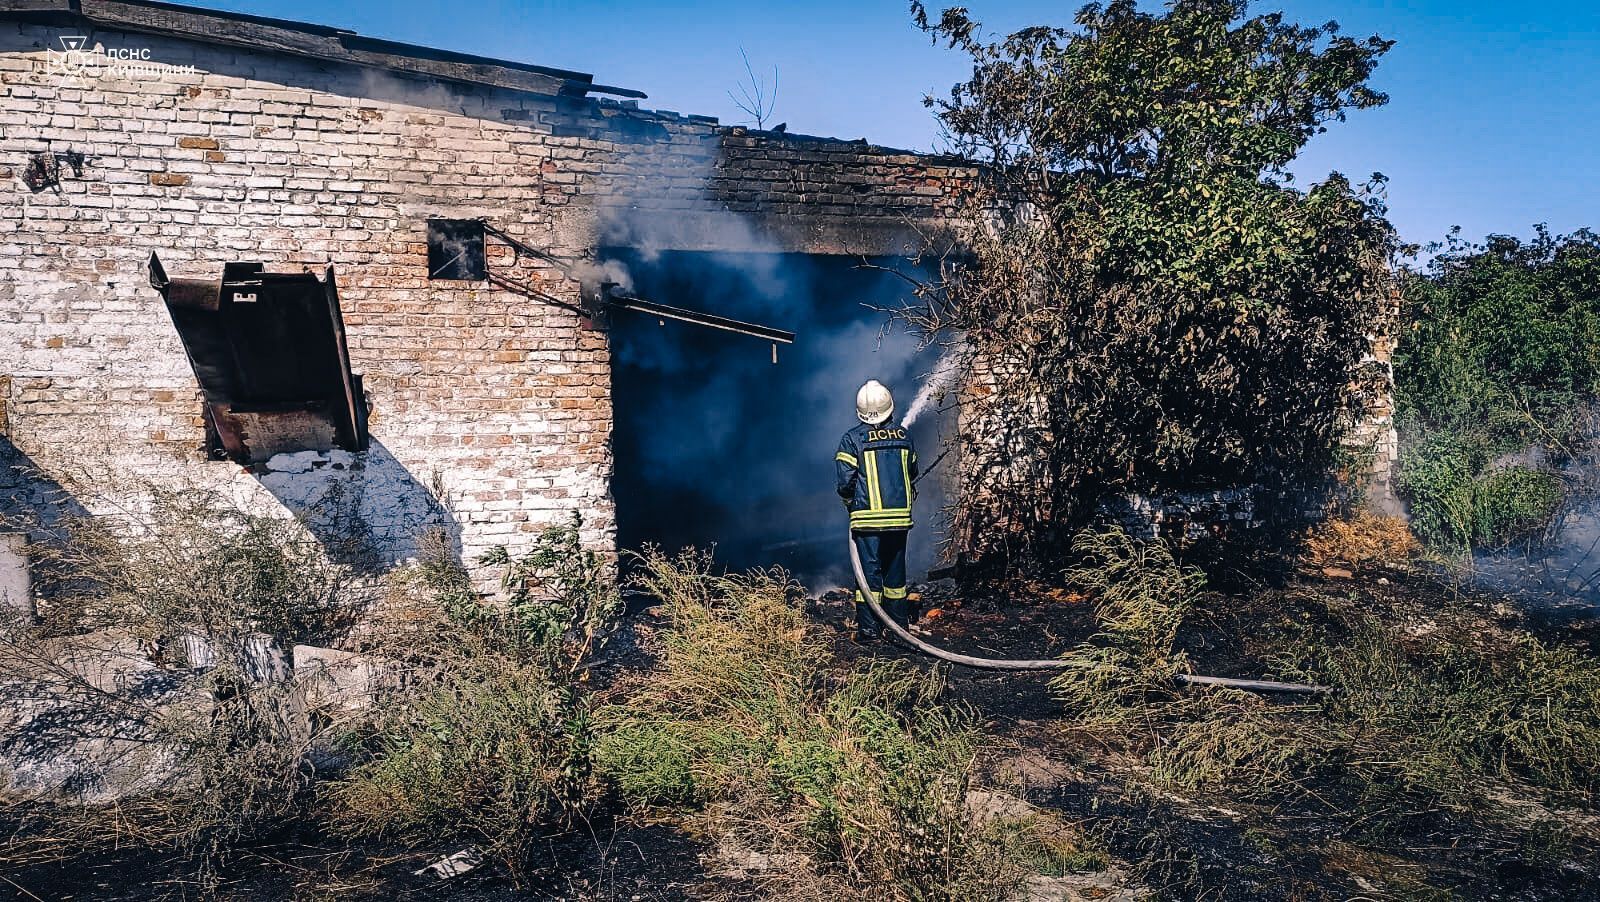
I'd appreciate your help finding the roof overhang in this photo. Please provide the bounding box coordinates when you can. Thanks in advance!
[0,0,646,99]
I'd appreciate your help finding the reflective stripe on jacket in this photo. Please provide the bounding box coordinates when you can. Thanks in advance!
[835,421,918,531]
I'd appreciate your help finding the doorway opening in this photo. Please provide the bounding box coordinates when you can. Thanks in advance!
[604,249,947,586]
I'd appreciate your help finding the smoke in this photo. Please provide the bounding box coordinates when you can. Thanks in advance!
[570,259,634,294]
[1471,456,1600,619]
[590,130,954,588]
[605,247,949,588]
[352,69,475,117]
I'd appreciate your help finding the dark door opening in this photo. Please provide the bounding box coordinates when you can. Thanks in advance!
[605,250,947,588]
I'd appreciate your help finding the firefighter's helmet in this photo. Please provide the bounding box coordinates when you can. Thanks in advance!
[856,380,894,425]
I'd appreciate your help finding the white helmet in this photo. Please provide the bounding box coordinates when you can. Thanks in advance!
[855,380,894,425]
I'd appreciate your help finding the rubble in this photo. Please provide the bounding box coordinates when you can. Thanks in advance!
[0,629,192,801]
[293,643,384,717]
[415,847,483,879]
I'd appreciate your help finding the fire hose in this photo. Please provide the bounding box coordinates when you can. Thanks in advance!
[846,535,1331,695]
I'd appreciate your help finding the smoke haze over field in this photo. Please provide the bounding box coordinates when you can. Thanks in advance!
[604,248,950,588]
[1472,457,1600,620]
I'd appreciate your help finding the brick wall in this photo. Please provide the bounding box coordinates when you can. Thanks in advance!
[0,16,1395,588]
[0,21,969,579]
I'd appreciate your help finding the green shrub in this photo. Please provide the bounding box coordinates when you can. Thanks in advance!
[1050,528,1205,724]
[1471,466,1564,547]
[1394,228,1600,551]
[334,661,593,862]
[909,1,1399,574]
[334,516,620,871]
[1394,434,1480,549]
[594,550,1015,900]
[1397,445,1563,551]
[480,512,621,675]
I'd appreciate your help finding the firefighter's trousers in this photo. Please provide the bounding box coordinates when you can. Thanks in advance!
[852,529,908,636]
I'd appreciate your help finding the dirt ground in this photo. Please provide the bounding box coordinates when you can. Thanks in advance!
[6,562,1599,900]
[852,564,1600,901]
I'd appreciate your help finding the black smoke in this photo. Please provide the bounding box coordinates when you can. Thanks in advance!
[603,248,949,588]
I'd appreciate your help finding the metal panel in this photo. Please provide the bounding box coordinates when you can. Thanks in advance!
[149,253,369,464]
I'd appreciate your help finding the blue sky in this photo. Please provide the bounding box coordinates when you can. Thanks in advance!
[201,0,1599,250]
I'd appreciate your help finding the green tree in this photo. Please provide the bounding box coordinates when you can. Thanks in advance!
[1397,227,1600,451]
[1394,227,1600,549]
[907,0,1399,573]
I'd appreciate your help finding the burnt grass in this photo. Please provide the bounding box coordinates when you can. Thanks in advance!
[7,566,1600,900]
[819,561,1600,901]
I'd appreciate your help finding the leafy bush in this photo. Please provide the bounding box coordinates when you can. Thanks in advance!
[334,515,620,871]
[1396,437,1564,550]
[333,659,593,859]
[907,1,1399,572]
[1396,229,1600,447]
[594,550,1018,899]
[1471,466,1564,547]
[480,512,622,676]
[1050,529,1205,724]
[1393,434,1481,549]
[1394,228,1600,550]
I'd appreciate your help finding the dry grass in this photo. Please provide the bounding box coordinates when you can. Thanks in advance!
[1049,528,1205,725]
[0,487,356,882]
[1302,510,1421,570]
[332,515,620,874]
[0,501,622,885]
[1030,528,1600,896]
[593,549,1033,900]
[1050,530,1600,861]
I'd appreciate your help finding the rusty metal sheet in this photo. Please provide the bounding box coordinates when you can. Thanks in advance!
[149,253,369,464]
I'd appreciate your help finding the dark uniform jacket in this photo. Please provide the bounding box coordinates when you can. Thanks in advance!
[835,421,918,531]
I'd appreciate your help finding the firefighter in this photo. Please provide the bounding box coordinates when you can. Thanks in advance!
[835,379,918,643]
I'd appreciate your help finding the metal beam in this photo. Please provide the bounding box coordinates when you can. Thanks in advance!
[608,293,795,344]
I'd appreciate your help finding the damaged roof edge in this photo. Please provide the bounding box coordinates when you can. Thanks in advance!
[0,0,648,99]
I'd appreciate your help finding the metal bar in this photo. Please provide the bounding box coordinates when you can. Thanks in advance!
[485,273,586,315]
[480,223,796,344]
[610,293,796,344]
[322,264,368,451]
[481,223,572,274]
[1174,674,1332,695]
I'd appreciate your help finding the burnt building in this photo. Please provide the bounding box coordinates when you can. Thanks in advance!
[0,0,981,581]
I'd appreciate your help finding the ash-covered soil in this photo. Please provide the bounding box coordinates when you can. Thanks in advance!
[814,565,1600,901]
[7,565,1598,900]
